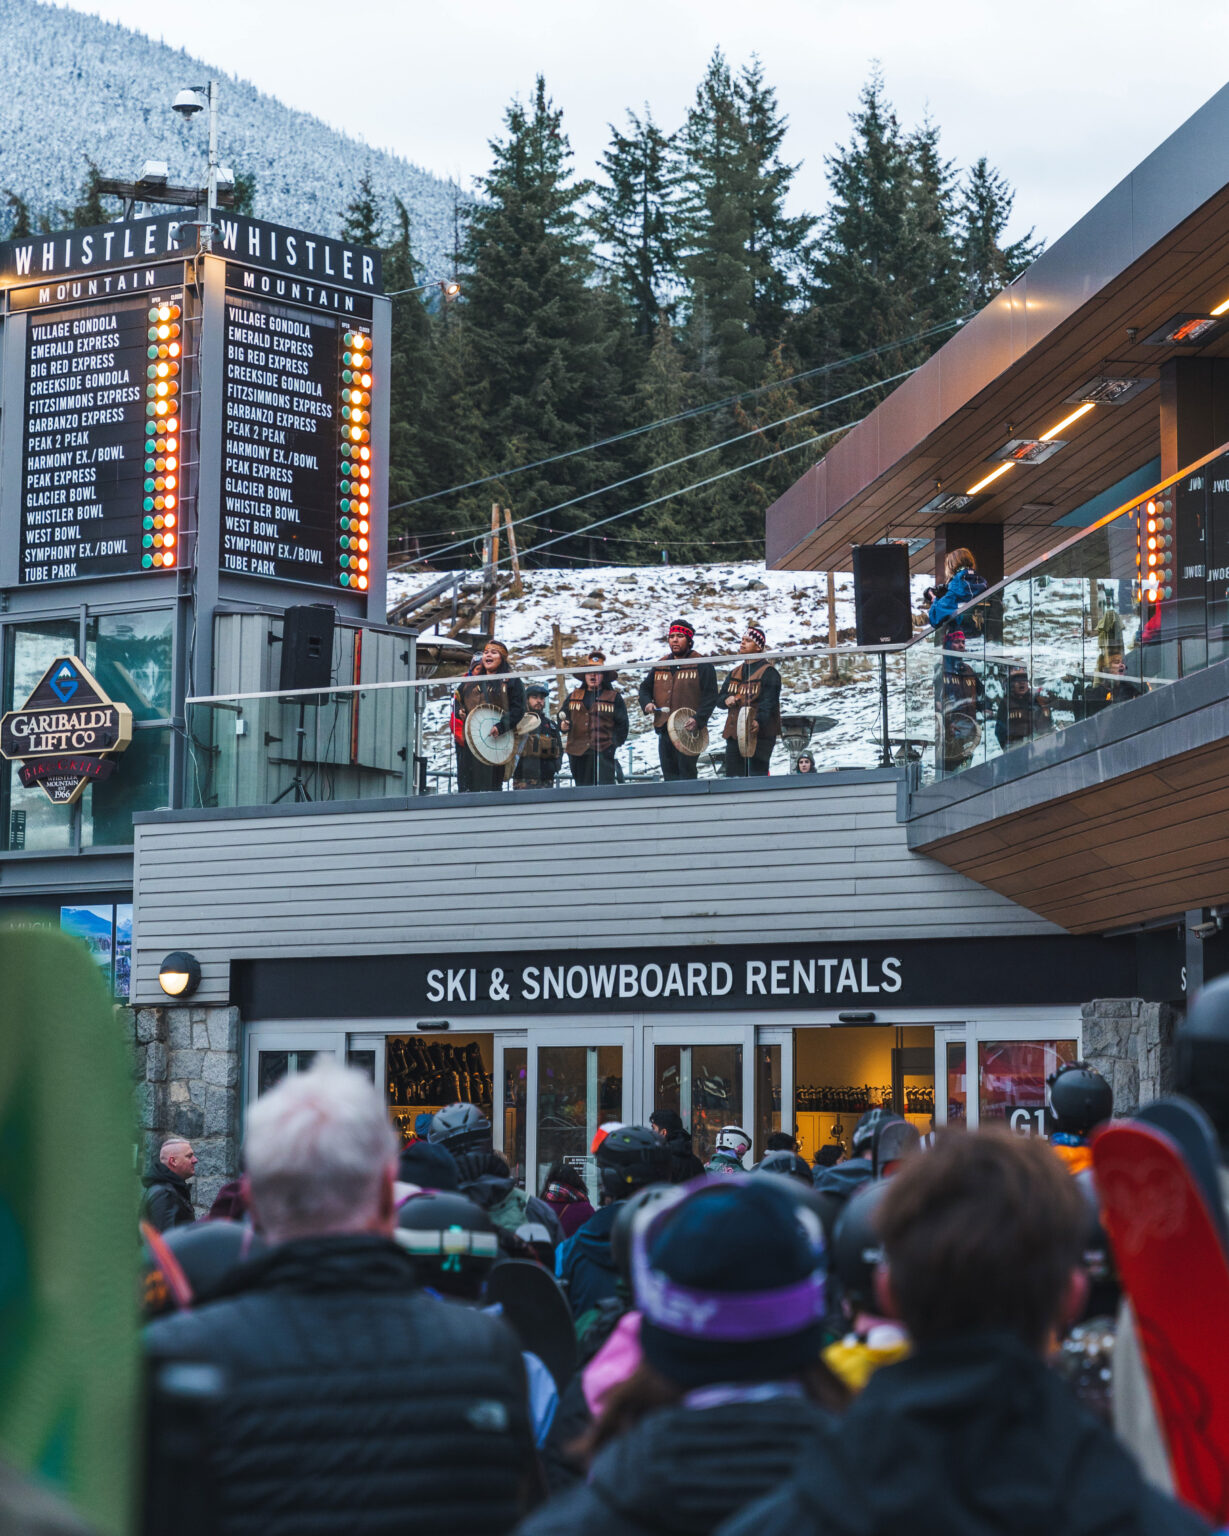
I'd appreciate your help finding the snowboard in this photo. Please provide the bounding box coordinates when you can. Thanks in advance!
[1092,1120,1229,1523]
[485,1258,578,1392]
[1135,1097,1229,1253]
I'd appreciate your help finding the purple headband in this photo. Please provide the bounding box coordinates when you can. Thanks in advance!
[631,1180,826,1343]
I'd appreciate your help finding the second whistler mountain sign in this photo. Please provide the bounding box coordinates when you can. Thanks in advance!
[0,655,132,804]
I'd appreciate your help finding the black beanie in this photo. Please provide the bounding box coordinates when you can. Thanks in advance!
[635,1179,825,1387]
[398,1140,460,1191]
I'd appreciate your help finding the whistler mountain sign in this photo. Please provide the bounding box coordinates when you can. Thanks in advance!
[0,655,131,803]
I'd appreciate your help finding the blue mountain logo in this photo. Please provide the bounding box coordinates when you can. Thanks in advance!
[49,663,79,703]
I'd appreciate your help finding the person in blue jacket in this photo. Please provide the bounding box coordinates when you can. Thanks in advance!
[926,548,988,634]
[556,1126,670,1329]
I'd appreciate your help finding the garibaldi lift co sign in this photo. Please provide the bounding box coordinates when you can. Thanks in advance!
[0,655,132,804]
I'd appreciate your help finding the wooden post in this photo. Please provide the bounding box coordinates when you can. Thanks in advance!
[552,623,566,717]
[481,504,501,639]
[826,571,838,682]
[502,506,524,597]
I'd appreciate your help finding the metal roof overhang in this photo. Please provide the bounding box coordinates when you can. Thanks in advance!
[766,83,1229,575]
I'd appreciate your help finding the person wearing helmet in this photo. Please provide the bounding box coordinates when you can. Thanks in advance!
[1047,1062,1114,1176]
[430,1101,563,1245]
[557,1126,670,1324]
[754,1149,814,1187]
[821,1181,909,1394]
[812,1105,884,1205]
[519,1178,846,1536]
[706,1124,752,1174]
[396,1193,559,1449]
[141,1219,267,1318]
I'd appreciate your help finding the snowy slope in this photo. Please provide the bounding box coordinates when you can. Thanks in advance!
[0,0,463,274]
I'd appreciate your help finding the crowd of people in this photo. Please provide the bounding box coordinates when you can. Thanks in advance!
[127,984,1229,1536]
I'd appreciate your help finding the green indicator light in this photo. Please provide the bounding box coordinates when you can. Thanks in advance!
[144,478,155,492]
[148,326,159,341]
[143,516,154,530]
[142,553,154,569]
[341,369,352,384]
[142,534,154,549]
[148,307,160,320]
[145,458,156,472]
[340,516,350,531]
[147,345,158,360]
[143,497,155,512]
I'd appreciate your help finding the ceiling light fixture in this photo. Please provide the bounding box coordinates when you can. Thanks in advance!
[967,462,1014,496]
[1211,297,1229,317]
[1064,376,1151,406]
[1040,402,1095,440]
[1143,313,1223,346]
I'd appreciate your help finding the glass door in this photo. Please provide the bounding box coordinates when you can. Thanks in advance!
[527,1028,631,1207]
[644,1023,755,1166]
[933,1019,1082,1132]
[244,1027,347,1104]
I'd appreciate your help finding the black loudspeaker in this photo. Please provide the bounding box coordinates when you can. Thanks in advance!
[278,604,336,692]
[852,544,912,645]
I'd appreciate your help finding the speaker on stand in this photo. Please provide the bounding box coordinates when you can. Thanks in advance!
[851,545,913,767]
[274,604,337,803]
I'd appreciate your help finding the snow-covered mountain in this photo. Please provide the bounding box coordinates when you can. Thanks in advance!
[0,0,463,273]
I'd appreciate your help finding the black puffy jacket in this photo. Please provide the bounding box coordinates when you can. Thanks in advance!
[716,1333,1210,1536]
[517,1394,834,1536]
[145,1234,537,1535]
[663,1131,705,1184]
[140,1165,195,1232]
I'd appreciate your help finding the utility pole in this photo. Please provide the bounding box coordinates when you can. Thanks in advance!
[203,80,220,248]
[826,571,838,683]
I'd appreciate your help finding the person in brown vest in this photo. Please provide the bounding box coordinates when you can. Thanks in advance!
[512,682,563,790]
[637,619,718,781]
[452,639,525,793]
[561,651,629,786]
[717,625,782,777]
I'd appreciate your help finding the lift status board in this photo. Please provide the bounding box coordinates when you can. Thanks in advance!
[15,269,188,584]
[222,271,376,591]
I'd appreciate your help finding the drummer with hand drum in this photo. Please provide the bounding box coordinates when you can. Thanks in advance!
[511,683,563,791]
[452,639,525,793]
[561,650,628,786]
[717,625,782,777]
[637,619,718,782]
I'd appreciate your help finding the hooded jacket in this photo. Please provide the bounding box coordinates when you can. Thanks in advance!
[715,1333,1210,1536]
[811,1157,873,1200]
[140,1163,195,1232]
[454,1149,564,1245]
[557,1202,621,1319]
[927,566,989,631]
[663,1130,705,1184]
[145,1235,537,1536]
[518,1395,836,1536]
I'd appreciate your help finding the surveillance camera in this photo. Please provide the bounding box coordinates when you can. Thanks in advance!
[1190,912,1223,941]
[172,88,206,118]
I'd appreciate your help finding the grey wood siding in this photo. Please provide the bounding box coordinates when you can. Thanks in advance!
[131,775,1059,1004]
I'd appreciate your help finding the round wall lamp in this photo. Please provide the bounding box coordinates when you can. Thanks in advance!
[159,951,202,998]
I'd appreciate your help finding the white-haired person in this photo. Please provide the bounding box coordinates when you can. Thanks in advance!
[145,1061,537,1534]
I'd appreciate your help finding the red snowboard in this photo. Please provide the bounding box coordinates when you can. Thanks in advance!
[1092,1120,1229,1523]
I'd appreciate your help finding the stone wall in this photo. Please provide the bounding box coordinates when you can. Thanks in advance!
[124,1001,242,1215]
[1081,997,1180,1115]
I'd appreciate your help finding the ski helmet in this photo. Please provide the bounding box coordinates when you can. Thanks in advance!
[140,1219,266,1317]
[830,1179,891,1315]
[851,1106,891,1156]
[754,1149,814,1187]
[1175,975,1229,1145]
[429,1101,492,1155]
[714,1125,752,1161]
[611,1181,686,1282]
[871,1115,921,1178]
[1047,1063,1114,1136]
[596,1124,672,1201]
[395,1190,500,1298]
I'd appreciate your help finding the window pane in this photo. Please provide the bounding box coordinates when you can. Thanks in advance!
[537,1044,624,1203]
[755,1043,782,1156]
[385,1034,493,1144]
[3,619,80,852]
[81,726,171,846]
[60,904,116,993]
[946,1041,967,1124]
[85,610,174,720]
[978,1039,1077,1133]
[503,1047,527,1188]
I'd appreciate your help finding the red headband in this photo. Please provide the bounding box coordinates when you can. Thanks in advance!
[669,623,694,638]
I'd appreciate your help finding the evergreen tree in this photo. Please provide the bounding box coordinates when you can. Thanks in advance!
[958,157,1044,310]
[458,76,621,555]
[737,57,815,340]
[4,191,32,237]
[231,170,257,217]
[64,159,118,228]
[382,198,435,539]
[591,108,680,338]
[678,51,762,392]
[903,117,963,330]
[342,168,383,246]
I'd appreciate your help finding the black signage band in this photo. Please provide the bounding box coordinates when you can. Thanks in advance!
[232,934,1158,1020]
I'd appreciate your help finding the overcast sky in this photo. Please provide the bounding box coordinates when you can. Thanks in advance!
[57,0,1229,248]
